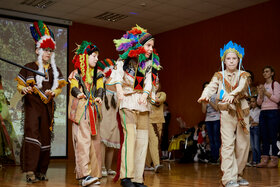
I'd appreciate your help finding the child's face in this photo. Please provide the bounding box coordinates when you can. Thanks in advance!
[250,98,257,108]
[143,39,154,58]
[224,52,239,72]
[38,48,53,62]
[88,52,98,68]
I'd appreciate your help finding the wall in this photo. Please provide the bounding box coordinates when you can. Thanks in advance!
[154,0,280,138]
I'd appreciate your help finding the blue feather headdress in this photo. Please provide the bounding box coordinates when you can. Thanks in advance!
[220,41,244,62]
[219,41,248,99]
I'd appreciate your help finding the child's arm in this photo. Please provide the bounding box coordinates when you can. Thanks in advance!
[228,72,250,99]
[198,72,219,103]
[107,60,125,100]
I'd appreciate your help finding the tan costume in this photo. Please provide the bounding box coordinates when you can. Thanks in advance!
[200,70,250,186]
[146,92,166,167]
[68,68,103,179]
[108,58,153,183]
[100,91,120,149]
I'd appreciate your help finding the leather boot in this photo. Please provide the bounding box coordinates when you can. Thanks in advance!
[267,156,279,168]
[256,155,269,168]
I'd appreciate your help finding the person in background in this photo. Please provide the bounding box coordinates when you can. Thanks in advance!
[145,82,166,172]
[201,82,221,164]
[257,66,280,168]
[161,102,171,160]
[249,96,261,166]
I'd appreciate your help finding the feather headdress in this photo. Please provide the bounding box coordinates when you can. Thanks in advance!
[113,25,161,74]
[30,20,56,50]
[219,41,246,100]
[72,41,99,83]
[220,41,244,62]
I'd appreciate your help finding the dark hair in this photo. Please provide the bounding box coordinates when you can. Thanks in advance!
[263,66,275,80]
[198,121,205,128]
[246,70,254,82]
[164,102,168,107]
[250,96,257,100]
[202,82,209,89]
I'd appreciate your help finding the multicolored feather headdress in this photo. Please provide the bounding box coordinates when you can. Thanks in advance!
[30,20,56,50]
[113,25,161,74]
[72,41,99,83]
[97,58,115,80]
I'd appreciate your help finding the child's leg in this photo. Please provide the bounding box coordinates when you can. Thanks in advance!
[101,142,106,170]
[89,123,102,178]
[132,111,149,184]
[145,146,152,167]
[148,123,160,167]
[235,115,250,176]
[119,109,137,180]
[105,147,114,170]
[220,111,238,186]
[74,110,92,179]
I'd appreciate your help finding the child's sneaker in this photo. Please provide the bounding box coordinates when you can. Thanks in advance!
[107,169,116,175]
[144,166,154,171]
[154,164,163,173]
[35,172,48,181]
[26,171,37,183]
[102,169,108,177]
[82,176,98,186]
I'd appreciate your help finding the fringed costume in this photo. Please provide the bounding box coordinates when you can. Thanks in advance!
[199,41,251,186]
[98,59,120,176]
[145,91,166,170]
[15,21,67,182]
[107,25,161,186]
[68,41,104,184]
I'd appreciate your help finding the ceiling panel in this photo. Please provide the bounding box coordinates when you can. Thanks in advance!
[0,0,269,34]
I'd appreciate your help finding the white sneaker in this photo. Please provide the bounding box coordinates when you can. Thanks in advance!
[107,169,116,175]
[238,178,249,186]
[225,180,239,187]
[154,164,163,173]
[144,166,154,171]
[102,170,108,177]
[94,180,101,185]
[82,176,98,186]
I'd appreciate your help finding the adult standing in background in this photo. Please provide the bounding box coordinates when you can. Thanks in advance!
[257,66,280,168]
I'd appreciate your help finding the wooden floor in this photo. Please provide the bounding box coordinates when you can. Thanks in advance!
[0,160,279,187]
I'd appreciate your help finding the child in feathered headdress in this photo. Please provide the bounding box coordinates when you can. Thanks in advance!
[68,41,104,186]
[107,25,161,187]
[15,20,67,183]
[198,41,251,187]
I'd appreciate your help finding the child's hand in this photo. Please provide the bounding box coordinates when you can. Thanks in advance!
[138,92,148,105]
[116,84,124,101]
[222,95,234,103]
[77,93,86,99]
[45,89,55,97]
[198,96,210,103]
[95,97,102,104]
[22,86,33,94]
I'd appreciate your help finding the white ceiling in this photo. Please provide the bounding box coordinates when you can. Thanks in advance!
[0,0,268,34]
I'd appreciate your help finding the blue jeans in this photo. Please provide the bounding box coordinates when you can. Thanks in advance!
[259,110,280,156]
[205,120,221,161]
[250,126,261,163]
